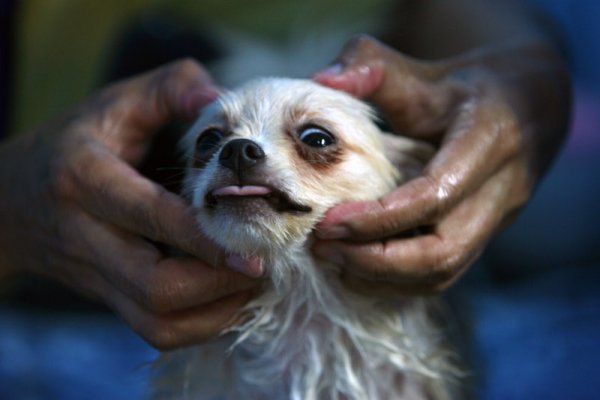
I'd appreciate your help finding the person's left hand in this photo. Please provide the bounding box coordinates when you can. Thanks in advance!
[311,36,570,296]
[0,60,263,349]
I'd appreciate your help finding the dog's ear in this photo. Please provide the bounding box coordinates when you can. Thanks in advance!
[379,132,436,181]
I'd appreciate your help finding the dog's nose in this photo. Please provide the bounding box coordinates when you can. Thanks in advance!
[219,138,265,171]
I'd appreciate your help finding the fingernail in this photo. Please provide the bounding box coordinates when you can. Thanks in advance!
[320,63,344,76]
[315,225,351,240]
[312,63,344,79]
[226,255,264,278]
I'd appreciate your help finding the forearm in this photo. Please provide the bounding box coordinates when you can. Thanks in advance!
[383,0,570,179]
[444,41,570,175]
[384,0,555,59]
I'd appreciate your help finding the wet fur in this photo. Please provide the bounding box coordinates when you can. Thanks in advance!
[153,78,460,399]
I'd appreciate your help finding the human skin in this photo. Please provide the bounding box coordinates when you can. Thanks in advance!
[312,31,570,295]
[0,60,262,350]
[0,0,571,348]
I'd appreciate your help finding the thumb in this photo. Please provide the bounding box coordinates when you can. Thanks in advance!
[81,59,220,164]
[87,58,220,136]
[313,35,464,137]
[113,59,219,126]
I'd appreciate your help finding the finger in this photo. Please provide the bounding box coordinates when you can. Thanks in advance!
[315,164,517,287]
[96,58,218,126]
[120,256,261,315]
[65,147,215,257]
[63,145,264,275]
[316,96,521,242]
[314,232,478,292]
[79,59,220,164]
[316,175,440,241]
[315,236,453,285]
[313,34,465,137]
[41,249,252,350]
[105,282,255,350]
[79,212,258,351]
[68,210,261,314]
[315,205,486,288]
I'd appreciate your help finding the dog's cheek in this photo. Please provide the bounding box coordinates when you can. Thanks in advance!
[329,156,396,202]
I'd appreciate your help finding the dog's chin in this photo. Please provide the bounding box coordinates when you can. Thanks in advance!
[196,192,318,257]
[205,190,312,216]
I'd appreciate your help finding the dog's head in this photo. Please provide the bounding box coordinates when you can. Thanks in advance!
[181,78,431,257]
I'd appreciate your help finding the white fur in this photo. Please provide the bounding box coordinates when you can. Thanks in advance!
[154,78,460,399]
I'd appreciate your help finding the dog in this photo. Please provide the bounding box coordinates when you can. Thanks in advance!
[153,78,461,399]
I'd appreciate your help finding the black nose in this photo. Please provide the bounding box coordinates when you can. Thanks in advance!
[219,138,265,172]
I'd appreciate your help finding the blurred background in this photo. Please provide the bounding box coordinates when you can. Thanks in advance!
[1,0,598,399]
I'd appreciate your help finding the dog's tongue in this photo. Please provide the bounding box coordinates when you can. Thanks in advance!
[211,185,272,197]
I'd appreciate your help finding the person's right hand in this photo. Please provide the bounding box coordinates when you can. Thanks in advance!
[0,60,263,350]
[312,35,570,296]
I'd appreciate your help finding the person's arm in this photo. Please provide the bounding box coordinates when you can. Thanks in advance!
[312,0,570,295]
[384,0,553,59]
[0,60,262,348]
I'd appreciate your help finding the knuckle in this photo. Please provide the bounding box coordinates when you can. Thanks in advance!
[348,34,382,54]
[421,174,449,219]
[144,60,204,115]
[503,119,525,159]
[372,198,402,237]
[50,159,77,200]
[489,102,523,155]
[431,242,469,283]
[342,34,384,63]
[48,140,93,202]
[144,323,182,351]
[370,243,402,281]
[146,189,171,240]
[424,170,471,221]
[133,274,178,314]
[169,58,202,77]
[159,58,208,93]
[428,173,449,203]
[130,189,171,243]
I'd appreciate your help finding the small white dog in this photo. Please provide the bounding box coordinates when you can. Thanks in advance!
[154,78,460,400]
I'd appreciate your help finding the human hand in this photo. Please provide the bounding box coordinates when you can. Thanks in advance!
[0,60,263,349]
[312,36,570,295]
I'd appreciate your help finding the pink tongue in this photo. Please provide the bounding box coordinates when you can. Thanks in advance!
[211,185,272,197]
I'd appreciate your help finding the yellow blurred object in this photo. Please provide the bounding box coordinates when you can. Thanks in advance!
[13,0,390,135]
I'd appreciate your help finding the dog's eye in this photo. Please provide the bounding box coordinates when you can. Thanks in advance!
[298,126,335,148]
[196,128,225,155]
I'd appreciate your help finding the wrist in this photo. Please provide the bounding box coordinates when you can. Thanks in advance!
[444,40,571,177]
[0,134,45,282]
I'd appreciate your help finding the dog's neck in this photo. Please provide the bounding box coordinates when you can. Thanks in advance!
[222,240,443,400]
[167,78,457,400]
[252,236,329,295]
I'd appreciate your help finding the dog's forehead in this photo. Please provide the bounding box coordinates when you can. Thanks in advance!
[183,78,385,157]
[220,78,372,126]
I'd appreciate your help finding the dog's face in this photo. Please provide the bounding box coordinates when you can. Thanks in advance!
[181,78,422,257]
